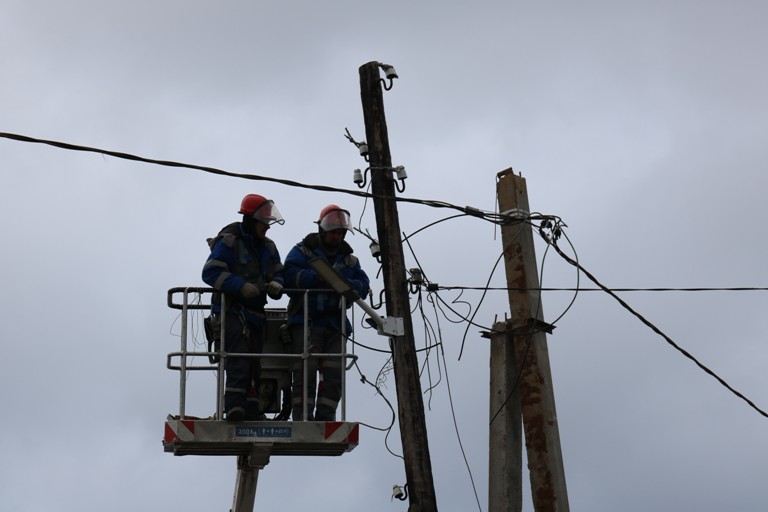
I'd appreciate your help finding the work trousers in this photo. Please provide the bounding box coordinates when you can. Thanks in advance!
[223,312,264,420]
[289,324,343,421]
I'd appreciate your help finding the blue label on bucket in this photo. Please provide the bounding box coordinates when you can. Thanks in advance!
[235,425,292,438]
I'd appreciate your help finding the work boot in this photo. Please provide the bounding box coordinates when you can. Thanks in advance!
[226,406,246,422]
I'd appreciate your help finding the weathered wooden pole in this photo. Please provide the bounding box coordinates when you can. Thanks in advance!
[359,61,438,512]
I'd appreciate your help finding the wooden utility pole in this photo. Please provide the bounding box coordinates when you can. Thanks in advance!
[359,61,438,512]
[496,168,569,512]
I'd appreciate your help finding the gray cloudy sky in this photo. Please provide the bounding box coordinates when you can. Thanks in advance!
[2,1,767,511]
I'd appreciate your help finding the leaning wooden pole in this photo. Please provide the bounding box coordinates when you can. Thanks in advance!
[359,61,438,512]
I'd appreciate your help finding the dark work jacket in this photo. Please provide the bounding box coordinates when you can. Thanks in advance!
[284,232,370,333]
[202,222,284,326]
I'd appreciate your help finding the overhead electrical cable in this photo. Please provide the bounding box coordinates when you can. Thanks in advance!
[0,131,483,217]
[436,286,768,292]
[540,226,768,419]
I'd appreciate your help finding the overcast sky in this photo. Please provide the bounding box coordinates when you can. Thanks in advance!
[2,1,767,511]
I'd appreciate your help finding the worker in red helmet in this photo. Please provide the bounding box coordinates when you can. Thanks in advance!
[202,194,285,421]
[238,194,285,226]
[283,205,370,421]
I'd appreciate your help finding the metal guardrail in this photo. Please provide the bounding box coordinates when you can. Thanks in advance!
[166,287,357,422]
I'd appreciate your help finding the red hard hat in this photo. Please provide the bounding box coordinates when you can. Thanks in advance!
[239,194,285,225]
[239,194,268,215]
[317,204,352,232]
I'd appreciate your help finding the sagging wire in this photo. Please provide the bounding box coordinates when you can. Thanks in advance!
[419,285,768,293]
[402,236,473,335]
[436,312,484,512]
[339,317,402,459]
[350,360,403,461]
[396,240,483,510]
[423,279,484,512]
[401,212,527,360]
[538,220,768,420]
[413,250,506,359]
[344,330,440,355]
[470,218,573,425]
[402,213,472,243]
[355,184,373,232]
[397,246,484,511]
[453,214,573,359]
[421,293,445,404]
[348,335,392,354]
[376,353,395,390]
[456,249,505,360]
[545,229,581,327]
[431,290,477,326]
[413,289,444,407]
[350,182,383,281]
[6,131,574,241]
[0,131,495,219]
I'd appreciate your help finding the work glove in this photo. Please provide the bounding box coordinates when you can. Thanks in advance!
[266,281,284,299]
[240,282,261,300]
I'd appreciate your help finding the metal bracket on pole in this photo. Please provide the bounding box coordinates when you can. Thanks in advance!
[358,298,404,336]
[378,315,405,337]
[510,318,556,336]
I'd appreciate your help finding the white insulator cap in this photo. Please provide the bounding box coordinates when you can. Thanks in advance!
[369,241,381,258]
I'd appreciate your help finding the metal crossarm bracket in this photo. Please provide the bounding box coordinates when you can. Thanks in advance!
[364,314,404,336]
[380,316,404,336]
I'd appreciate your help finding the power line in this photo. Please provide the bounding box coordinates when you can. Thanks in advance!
[0,131,483,217]
[537,224,768,419]
[437,286,768,292]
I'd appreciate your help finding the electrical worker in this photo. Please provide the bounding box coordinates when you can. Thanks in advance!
[284,205,370,421]
[202,194,285,422]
